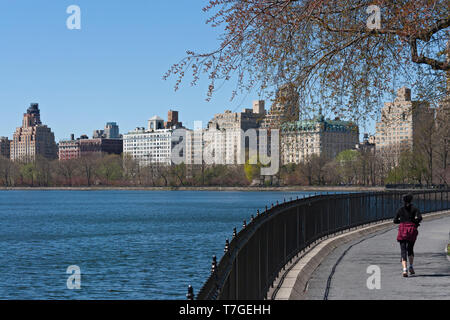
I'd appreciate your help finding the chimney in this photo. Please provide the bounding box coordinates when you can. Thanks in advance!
[70,134,75,141]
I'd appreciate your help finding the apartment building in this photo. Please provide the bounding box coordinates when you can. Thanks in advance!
[10,103,58,161]
[281,115,359,164]
[375,87,433,166]
[123,113,185,166]
[0,137,10,159]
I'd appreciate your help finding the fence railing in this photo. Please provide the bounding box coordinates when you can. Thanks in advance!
[193,189,450,300]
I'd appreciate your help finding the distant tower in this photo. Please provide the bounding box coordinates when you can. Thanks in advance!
[22,103,42,127]
[104,122,120,139]
[165,110,183,129]
[261,83,300,128]
[395,87,412,102]
[252,100,265,115]
[11,103,57,161]
[168,110,178,124]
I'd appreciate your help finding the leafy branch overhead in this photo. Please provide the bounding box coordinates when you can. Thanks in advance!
[165,0,449,121]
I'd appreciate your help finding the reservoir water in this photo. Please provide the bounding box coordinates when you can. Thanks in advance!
[0,190,332,299]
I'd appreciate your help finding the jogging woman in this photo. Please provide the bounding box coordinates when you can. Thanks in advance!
[393,194,422,277]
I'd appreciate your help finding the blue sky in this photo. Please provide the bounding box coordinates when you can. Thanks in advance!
[0,0,376,141]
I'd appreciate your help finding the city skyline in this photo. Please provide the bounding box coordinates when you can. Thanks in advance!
[0,0,385,142]
[0,0,262,142]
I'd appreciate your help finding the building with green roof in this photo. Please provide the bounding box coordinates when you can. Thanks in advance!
[281,115,359,164]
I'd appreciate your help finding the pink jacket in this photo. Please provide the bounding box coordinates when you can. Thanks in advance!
[397,222,418,242]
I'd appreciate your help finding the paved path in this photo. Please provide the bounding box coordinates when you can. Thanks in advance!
[303,216,450,300]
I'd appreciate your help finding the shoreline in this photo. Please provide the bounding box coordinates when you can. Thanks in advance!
[0,186,386,192]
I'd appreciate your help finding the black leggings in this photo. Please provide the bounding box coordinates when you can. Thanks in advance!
[399,240,415,261]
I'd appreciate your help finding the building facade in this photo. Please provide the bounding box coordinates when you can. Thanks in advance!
[375,87,433,166]
[0,137,10,159]
[93,122,121,139]
[204,102,265,164]
[10,103,58,161]
[281,115,359,164]
[58,139,81,160]
[165,110,183,129]
[123,111,184,166]
[123,127,174,166]
[58,136,123,160]
[355,133,376,153]
[261,83,300,129]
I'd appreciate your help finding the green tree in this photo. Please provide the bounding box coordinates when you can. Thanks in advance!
[167,0,449,121]
[244,158,261,183]
[336,150,360,184]
[20,163,37,186]
[97,154,123,185]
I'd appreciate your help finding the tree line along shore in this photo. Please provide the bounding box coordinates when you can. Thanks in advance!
[0,145,445,188]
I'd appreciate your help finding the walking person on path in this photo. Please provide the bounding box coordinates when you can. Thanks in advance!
[394,194,423,277]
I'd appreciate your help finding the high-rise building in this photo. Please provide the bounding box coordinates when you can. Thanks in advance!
[104,122,120,139]
[204,103,265,164]
[93,122,120,139]
[261,83,300,129]
[375,87,433,166]
[252,100,266,115]
[123,113,186,166]
[10,103,58,161]
[281,115,359,164]
[123,127,173,166]
[0,137,10,159]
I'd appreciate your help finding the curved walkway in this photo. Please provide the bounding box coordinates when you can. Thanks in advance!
[303,215,450,300]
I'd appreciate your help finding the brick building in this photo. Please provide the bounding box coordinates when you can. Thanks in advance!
[10,103,58,161]
[165,110,183,129]
[58,135,123,160]
[58,135,81,160]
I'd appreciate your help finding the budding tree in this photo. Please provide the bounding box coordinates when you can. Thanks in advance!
[166,0,449,122]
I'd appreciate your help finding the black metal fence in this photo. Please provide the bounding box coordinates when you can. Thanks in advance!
[194,190,450,300]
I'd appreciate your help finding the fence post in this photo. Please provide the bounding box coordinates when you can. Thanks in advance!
[187,285,194,300]
[375,193,378,222]
[284,217,287,268]
[258,228,261,299]
[296,206,300,251]
[224,239,229,253]
[327,195,330,236]
[435,191,437,211]
[196,190,450,300]
[235,254,239,300]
